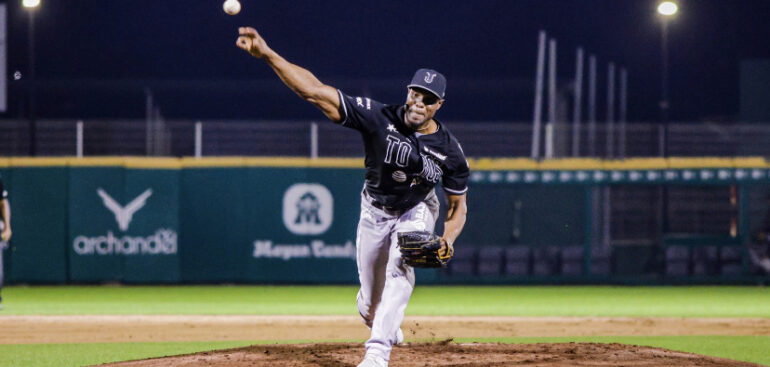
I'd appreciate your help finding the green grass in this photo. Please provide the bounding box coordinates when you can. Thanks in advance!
[0,341,255,367]
[1,285,768,366]
[2,285,769,317]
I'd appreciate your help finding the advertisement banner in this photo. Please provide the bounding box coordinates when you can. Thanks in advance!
[68,168,180,282]
[241,168,362,283]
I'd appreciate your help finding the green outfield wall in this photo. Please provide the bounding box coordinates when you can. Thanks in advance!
[1,157,769,284]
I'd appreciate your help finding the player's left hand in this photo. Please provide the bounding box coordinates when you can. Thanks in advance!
[1,227,11,242]
[438,238,454,260]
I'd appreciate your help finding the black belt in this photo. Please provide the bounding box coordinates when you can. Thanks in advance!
[364,189,405,216]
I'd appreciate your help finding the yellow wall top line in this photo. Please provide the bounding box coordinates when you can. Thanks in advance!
[0,156,769,170]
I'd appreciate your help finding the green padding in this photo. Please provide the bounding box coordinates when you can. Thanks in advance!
[7,168,69,283]
[68,168,181,283]
[179,168,364,283]
[179,168,248,282]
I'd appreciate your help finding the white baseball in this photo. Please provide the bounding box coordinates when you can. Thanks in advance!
[223,0,241,15]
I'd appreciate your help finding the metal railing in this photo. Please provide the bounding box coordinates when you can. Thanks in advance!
[1,119,770,158]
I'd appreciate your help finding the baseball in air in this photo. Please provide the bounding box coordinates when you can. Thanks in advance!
[223,0,241,15]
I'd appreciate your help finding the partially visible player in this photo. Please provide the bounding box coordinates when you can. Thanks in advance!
[0,177,12,311]
[236,27,469,367]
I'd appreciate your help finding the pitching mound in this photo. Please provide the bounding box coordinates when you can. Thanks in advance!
[101,341,762,367]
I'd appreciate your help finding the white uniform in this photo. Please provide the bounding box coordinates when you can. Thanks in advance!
[356,189,439,361]
[334,90,469,365]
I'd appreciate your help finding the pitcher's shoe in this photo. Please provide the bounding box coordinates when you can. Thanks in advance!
[396,328,404,345]
[357,354,388,367]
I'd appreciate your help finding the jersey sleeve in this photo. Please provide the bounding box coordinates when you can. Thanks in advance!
[442,140,469,195]
[335,90,386,133]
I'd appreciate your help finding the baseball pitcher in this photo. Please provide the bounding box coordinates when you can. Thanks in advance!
[236,27,469,367]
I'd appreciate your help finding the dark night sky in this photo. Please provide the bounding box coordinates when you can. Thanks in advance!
[3,0,770,122]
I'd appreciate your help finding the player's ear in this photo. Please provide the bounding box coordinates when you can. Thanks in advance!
[434,99,444,110]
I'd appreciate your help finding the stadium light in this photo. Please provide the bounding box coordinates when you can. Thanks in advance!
[656,1,679,156]
[657,1,678,17]
[22,0,40,9]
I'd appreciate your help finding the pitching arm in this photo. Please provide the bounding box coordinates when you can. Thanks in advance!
[440,193,467,259]
[236,27,342,122]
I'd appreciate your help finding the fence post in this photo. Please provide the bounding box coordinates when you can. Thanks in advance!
[572,47,584,157]
[619,68,628,158]
[588,55,597,157]
[531,31,546,159]
[76,120,83,158]
[546,38,557,159]
[195,121,202,158]
[310,121,319,159]
[606,63,616,158]
[145,88,153,156]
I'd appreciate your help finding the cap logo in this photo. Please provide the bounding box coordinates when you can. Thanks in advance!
[424,72,437,84]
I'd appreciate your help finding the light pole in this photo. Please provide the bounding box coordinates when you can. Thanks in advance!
[657,1,678,157]
[656,1,678,239]
[23,0,40,156]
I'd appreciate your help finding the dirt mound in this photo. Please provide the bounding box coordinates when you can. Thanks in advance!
[99,342,763,367]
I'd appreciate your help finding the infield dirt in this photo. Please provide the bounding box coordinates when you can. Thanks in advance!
[102,342,765,367]
[1,315,767,366]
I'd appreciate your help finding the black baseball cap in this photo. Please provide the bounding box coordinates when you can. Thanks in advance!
[407,68,446,100]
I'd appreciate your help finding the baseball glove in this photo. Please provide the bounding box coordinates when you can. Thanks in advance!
[397,231,452,268]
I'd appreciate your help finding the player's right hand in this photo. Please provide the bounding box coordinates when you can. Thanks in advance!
[236,27,270,58]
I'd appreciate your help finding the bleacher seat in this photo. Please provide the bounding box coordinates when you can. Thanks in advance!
[692,246,718,275]
[665,245,689,276]
[504,246,531,275]
[448,247,476,276]
[590,246,612,275]
[719,246,743,275]
[532,247,560,276]
[560,246,584,275]
[478,246,504,276]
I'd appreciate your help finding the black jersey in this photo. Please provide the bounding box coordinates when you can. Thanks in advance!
[336,90,469,212]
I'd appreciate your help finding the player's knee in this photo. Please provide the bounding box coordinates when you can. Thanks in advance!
[356,293,375,327]
[357,304,374,327]
[386,265,415,287]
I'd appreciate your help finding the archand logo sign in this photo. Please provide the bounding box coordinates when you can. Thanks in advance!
[282,183,333,235]
[97,188,152,231]
[73,188,178,256]
[253,183,355,261]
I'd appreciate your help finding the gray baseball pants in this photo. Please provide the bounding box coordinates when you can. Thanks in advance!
[355,190,438,363]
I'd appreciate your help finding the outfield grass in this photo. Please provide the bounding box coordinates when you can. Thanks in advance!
[0,341,256,367]
[3,285,769,317]
[0,285,768,366]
